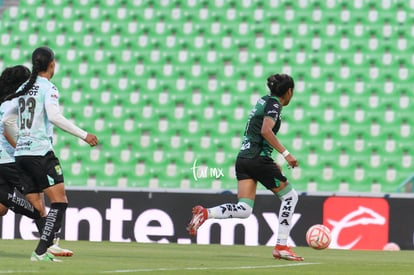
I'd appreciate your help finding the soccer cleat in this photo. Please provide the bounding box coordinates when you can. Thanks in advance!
[272,245,304,261]
[47,238,73,257]
[186,205,208,236]
[30,252,62,262]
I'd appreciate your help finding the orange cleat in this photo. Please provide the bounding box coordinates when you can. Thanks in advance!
[47,238,73,257]
[272,245,304,261]
[186,205,208,236]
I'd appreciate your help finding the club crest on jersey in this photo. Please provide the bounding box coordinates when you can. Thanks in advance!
[273,103,279,108]
[55,165,63,175]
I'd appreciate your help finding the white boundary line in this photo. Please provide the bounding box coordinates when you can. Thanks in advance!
[0,271,37,274]
[0,262,320,274]
[101,262,320,273]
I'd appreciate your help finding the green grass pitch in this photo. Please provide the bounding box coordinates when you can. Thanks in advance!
[0,239,413,274]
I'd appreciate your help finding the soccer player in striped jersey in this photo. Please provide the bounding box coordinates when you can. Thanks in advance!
[187,74,304,261]
[2,47,99,262]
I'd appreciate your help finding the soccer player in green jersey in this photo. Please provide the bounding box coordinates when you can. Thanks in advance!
[2,47,98,262]
[187,73,304,261]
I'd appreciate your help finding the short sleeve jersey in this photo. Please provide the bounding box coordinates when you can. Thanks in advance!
[0,101,16,163]
[14,76,59,156]
[238,95,282,158]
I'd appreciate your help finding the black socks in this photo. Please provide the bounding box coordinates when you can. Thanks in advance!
[1,192,41,219]
[35,202,68,255]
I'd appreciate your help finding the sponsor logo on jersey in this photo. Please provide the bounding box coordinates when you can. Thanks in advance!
[26,85,39,96]
[240,141,250,150]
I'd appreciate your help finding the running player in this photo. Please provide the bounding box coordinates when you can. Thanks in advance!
[0,64,74,257]
[2,47,99,262]
[0,65,42,220]
[186,73,304,261]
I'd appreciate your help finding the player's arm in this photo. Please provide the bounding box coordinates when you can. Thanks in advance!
[261,117,286,153]
[45,87,98,147]
[261,117,298,167]
[261,99,298,168]
[3,113,18,148]
[2,100,18,147]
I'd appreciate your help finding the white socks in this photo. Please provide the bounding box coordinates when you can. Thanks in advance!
[208,201,253,219]
[276,188,299,246]
[203,187,298,247]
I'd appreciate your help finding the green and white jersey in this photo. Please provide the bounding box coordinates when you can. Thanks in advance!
[238,95,282,158]
[0,101,16,163]
[14,76,58,156]
[2,77,87,157]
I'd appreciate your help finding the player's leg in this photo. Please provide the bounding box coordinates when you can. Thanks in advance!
[9,160,48,233]
[0,202,8,216]
[25,192,47,232]
[186,157,257,236]
[207,179,256,219]
[2,191,42,219]
[17,152,72,260]
[0,178,12,216]
[270,181,303,261]
[0,165,41,219]
[208,156,258,219]
[254,157,303,261]
[0,193,38,218]
[37,152,72,257]
[186,179,257,236]
[41,183,72,257]
[25,190,64,262]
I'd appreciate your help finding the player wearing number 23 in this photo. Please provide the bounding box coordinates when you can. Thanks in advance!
[2,46,98,262]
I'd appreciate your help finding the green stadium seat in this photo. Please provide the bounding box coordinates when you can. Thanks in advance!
[1,0,410,193]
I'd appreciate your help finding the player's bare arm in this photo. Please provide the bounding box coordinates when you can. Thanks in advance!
[261,116,298,168]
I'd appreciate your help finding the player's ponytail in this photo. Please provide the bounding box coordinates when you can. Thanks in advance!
[267,74,294,97]
[4,46,54,102]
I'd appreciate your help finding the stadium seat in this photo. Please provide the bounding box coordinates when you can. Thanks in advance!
[0,0,410,193]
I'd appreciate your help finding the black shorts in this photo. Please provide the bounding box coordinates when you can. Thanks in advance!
[0,162,24,195]
[235,156,287,189]
[15,151,64,194]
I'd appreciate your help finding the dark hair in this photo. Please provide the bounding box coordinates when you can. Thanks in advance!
[5,46,54,102]
[0,65,31,103]
[266,73,295,97]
